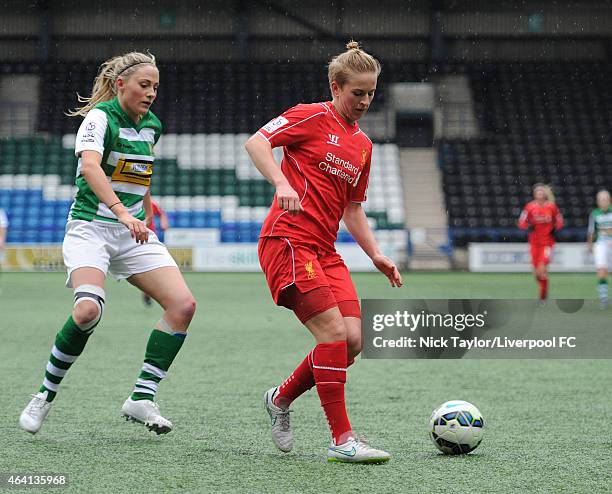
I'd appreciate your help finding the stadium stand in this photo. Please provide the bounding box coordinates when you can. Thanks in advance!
[0,61,408,248]
[2,60,609,251]
[34,61,429,134]
[440,62,612,247]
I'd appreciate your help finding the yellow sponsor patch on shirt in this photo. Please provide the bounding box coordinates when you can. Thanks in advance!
[112,158,153,186]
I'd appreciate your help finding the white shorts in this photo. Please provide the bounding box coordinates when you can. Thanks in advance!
[63,220,178,287]
[594,239,612,269]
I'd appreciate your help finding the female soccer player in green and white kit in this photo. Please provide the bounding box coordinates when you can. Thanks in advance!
[19,52,196,435]
[587,189,612,309]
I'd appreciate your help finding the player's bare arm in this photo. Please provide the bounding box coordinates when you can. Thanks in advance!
[587,231,594,253]
[245,134,303,215]
[143,190,153,226]
[159,209,170,231]
[343,202,402,287]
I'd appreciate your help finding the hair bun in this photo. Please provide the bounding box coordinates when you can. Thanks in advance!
[346,41,360,50]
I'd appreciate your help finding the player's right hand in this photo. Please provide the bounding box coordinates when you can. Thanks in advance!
[117,211,150,244]
[276,183,303,215]
[373,254,403,287]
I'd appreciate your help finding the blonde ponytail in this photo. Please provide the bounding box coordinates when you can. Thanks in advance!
[67,51,156,117]
[328,40,381,89]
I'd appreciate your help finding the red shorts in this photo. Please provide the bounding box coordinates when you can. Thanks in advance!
[258,237,361,322]
[530,243,554,267]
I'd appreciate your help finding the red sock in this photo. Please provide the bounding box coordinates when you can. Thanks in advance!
[274,351,315,408]
[275,350,357,408]
[538,277,548,299]
[313,341,352,445]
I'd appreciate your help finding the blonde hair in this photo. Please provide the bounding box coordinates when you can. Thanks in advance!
[534,183,555,204]
[328,41,381,90]
[67,51,157,117]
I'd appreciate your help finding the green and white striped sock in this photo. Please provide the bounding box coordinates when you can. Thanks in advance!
[598,278,608,302]
[131,327,186,401]
[39,316,91,402]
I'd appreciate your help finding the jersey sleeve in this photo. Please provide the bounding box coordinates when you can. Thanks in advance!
[351,151,371,203]
[518,205,531,229]
[75,108,108,157]
[553,204,564,230]
[0,209,8,228]
[256,104,324,148]
[587,211,595,236]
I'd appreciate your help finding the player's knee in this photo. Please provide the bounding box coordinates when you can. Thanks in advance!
[325,318,347,342]
[72,284,105,334]
[172,295,196,324]
[73,301,100,326]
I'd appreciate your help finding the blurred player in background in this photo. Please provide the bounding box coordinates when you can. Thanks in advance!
[246,41,402,463]
[587,189,612,309]
[518,184,564,304]
[142,198,170,306]
[19,51,196,436]
[0,207,8,271]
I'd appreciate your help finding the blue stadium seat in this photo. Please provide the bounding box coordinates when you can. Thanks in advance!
[205,211,222,228]
[9,216,24,229]
[174,211,190,228]
[221,223,237,242]
[10,190,28,206]
[23,231,38,243]
[337,231,355,243]
[7,229,24,243]
[52,229,65,242]
[191,212,207,228]
[39,231,55,243]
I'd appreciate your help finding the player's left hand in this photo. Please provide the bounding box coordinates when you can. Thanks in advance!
[372,254,403,287]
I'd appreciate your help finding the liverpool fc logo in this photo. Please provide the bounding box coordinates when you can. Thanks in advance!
[305,261,317,279]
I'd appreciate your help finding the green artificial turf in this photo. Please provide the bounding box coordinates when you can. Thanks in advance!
[0,272,610,493]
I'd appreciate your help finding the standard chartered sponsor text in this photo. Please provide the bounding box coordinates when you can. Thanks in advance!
[318,152,360,184]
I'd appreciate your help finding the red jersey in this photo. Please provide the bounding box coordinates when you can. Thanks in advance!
[147,200,163,233]
[257,102,372,252]
[518,201,564,245]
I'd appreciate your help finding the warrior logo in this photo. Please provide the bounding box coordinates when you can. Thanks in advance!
[327,134,340,146]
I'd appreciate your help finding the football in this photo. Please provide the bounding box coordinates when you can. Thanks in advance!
[429,400,485,454]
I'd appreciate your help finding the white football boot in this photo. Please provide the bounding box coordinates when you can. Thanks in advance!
[327,437,391,464]
[121,398,173,435]
[263,387,293,452]
[19,393,53,434]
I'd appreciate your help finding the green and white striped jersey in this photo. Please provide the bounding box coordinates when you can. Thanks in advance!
[69,96,162,223]
[588,207,612,241]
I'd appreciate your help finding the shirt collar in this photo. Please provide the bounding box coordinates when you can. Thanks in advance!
[326,101,358,133]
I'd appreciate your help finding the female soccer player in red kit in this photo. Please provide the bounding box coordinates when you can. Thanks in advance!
[518,184,564,303]
[245,42,402,463]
